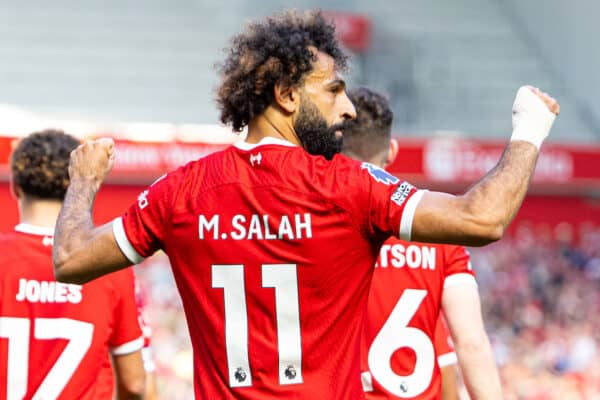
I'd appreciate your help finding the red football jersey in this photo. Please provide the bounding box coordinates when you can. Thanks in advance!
[113,137,424,399]
[361,239,475,400]
[0,224,143,400]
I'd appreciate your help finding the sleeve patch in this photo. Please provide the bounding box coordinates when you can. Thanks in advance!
[391,182,416,206]
[361,162,399,185]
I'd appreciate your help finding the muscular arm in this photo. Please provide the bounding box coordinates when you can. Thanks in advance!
[411,141,537,246]
[442,284,502,400]
[113,351,146,400]
[53,178,130,283]
[53,139,132,284]
[408,86,558,246]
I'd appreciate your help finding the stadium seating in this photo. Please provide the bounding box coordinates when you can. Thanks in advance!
[0,0,595,140]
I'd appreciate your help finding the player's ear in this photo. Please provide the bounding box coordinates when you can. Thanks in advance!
[9,179,22,199]
[384,138,399,168]
[274,82,300,114]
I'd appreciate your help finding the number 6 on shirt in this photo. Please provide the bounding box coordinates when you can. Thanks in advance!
[212,264,303,387]
[367,289,435,398]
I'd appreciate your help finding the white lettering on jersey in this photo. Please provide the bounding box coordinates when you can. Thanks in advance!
[200,214,313,241]
[137,190,149,209]
[278,216,293,240]
[377,244,436,270]
[15,279,83,304]
[294,214,312,239]
[199,215,220,239]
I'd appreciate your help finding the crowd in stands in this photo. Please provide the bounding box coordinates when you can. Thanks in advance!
[134,221,600,399]
[472,222,600,399]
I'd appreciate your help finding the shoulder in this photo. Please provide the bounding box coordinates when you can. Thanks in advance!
[439,244,470,260]
[0,231,38,254]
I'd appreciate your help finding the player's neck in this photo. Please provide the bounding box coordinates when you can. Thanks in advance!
[18,196,63,230]
[246,107,301,146]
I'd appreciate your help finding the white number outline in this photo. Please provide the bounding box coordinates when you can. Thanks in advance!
[212,264,303,388]
[366,289,435,397]
[0,317,94,399]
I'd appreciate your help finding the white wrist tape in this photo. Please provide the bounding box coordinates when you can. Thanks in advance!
[511,86,556,149]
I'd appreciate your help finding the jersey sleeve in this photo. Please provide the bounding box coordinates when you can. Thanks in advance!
[442,246,477,289]
[350,161,425,240]
[434,316,457,368]
[113,169,184,263]
[109,268,144,355]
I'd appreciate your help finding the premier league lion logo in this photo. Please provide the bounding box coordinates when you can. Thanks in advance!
[361,162,399,185]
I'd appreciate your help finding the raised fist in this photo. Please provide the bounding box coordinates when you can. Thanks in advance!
[511,85,560,149]
[68,138,115,187]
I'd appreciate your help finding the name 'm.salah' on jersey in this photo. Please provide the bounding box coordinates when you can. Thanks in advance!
[361,239,476,400]
[0,224,143,400]
[113,137,425,400]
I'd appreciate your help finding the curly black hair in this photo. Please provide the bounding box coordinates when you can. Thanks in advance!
[11,129,80,200]
[216,9,348,132]
[342,87,394,160]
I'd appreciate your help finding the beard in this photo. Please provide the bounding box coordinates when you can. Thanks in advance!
[294,96,345,160]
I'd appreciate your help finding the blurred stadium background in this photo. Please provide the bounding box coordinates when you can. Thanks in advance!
[0,0,599,398]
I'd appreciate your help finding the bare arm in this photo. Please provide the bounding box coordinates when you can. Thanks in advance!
[144,371,160,400]
[409,86,559,247]
[440,365,460,400]
[411,141,537,246]
[113,351,146,400]
[53,139,131,284]
[442,284,502,400]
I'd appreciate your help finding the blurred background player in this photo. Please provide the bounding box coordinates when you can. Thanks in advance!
[134,280,160,399]
[343,87,502,399]
[434,318,460,400]
[52,10,558,399]
[0,130,145,400]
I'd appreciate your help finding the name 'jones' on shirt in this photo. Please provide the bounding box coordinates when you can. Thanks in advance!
[198,213,313,241]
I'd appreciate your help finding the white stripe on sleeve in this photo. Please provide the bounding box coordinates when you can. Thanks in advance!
[113,217,145,264]
[437,352,458,368]
[443,273,478,289]
[111,336,144,355]
[399,189,427,241]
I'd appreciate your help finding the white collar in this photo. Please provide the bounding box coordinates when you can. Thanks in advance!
[233,136,297,151]
[15,223,54,237]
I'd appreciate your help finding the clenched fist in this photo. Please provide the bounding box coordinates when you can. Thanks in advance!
[68,138,115,188]
[511,85,560,149]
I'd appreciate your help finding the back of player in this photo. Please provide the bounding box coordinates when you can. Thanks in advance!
[360,239,474,399]
[342,87,490,400]
[0,131,144,400]
[115,139,423,399]
[0,228,143,399]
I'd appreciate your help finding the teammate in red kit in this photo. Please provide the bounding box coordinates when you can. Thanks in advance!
[342,87,502,399]
[52,10,558,400]
[0,130,145,400]
[134,279,160,399]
